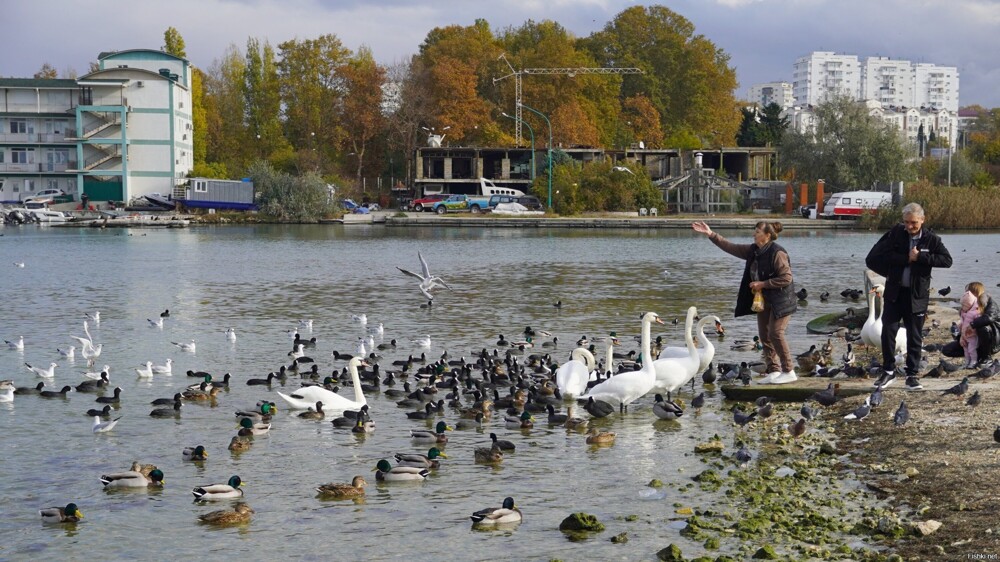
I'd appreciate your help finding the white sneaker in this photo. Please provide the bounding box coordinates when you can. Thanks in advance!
[758,371,781,384]
[771,371,798,385]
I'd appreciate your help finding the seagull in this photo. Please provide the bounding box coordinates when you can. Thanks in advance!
[151,359,173,375]
[299,319,313,331]
[397,251,451,300]
[57,346,75,359]
[893,401,910,427]
[25,362,58,378]
[351,313,368,325]
[171,340,196,353]
[92,415,122,433]
[85,311,101,325]
[612,166,634,174]
[412,335,432,348]
[83,365,111,380]
[225,328,237,342]
[13,262,25,268]
[5,336,24,351]
[147,317,164,328]
[135,361,154,378]
[368,322,385,337]
[289,344,306,360]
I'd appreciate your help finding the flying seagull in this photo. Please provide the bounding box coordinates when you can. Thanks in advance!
[397,251,451,300]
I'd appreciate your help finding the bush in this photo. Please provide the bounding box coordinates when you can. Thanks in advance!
[249,160,338,222]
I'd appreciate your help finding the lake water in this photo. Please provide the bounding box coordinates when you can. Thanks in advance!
[0,223,995,560]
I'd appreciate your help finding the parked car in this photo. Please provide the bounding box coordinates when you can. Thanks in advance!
[489,194,543,211]
[23,189,67,204]
[409,193,448,212]
[433,194,471,214]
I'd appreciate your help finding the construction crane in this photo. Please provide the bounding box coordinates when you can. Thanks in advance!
[493,53,644,145]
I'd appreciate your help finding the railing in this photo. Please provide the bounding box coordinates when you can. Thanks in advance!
[0,132,74,143]
[0,162,78,173]
[84,147,121,169]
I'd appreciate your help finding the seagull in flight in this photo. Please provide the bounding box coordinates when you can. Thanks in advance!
[85,311,101,325]
[612,166,635,174]
[397,251,451,300]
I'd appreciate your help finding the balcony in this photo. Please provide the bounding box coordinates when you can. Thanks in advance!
[0,132,75,144]
[0,161,78,173]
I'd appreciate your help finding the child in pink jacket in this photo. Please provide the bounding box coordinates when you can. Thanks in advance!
[960,290,981,368]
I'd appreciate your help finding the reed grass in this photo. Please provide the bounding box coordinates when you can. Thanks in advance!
[859,181,1000,231]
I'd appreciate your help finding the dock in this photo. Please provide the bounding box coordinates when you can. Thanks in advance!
[53,215,191,228]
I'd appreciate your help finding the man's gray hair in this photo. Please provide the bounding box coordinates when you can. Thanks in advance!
[902,202,925,219]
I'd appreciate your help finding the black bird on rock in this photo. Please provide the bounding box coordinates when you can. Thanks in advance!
[938,286,952,297]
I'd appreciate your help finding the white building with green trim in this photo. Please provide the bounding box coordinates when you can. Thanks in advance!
[0,48,192,205]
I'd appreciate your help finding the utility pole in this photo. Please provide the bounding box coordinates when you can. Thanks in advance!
[493,53,643,145]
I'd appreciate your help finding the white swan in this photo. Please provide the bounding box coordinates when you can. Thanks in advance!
[580,311,662,412]
[658,314,720,372]
[651,306,700,398]
[860,287,881,346]
[555,347,596,399]
[278,357,368,412]
[868,285,906,355]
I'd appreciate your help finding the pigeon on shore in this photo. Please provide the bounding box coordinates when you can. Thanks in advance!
[894,401,910,427]
[844,397,872,421]
[941,377,970,398]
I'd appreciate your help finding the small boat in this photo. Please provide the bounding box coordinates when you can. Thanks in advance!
[144,193,177,210]
[3,202,69,223]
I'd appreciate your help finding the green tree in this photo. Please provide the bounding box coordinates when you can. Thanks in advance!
[339,46,387,186]
[162,27,187,58]
[250,160,337,221]
[736,107,765,147]
[780,95,913,190]
[244,38,291,168]
[202,44,249,175]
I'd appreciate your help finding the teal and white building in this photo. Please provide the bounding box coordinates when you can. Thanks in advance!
[0,49,192,205]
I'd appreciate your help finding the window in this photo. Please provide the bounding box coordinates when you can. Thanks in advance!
[48,180,60,190]
[44,119,68,135]
[0,150,4,164]
[194,181,207,193]
[12,148,35,164]
[10,119,29,134]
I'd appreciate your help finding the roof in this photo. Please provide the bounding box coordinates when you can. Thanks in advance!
[98,49,188,63]
[0,78,78,88]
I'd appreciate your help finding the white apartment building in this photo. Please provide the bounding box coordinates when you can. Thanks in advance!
[792,52,861,107]
[0,48,192,205]
[862,57,914,108]
[913,63,959,112]
[786,100,957,152]
[747,82,793,110]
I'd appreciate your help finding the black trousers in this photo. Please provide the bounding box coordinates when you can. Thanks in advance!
[881,286,926,376]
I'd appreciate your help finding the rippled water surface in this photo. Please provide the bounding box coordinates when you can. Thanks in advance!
[0,224,995,560]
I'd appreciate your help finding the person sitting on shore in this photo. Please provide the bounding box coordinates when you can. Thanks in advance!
[959,290,982,368]
[943,282,1000,367]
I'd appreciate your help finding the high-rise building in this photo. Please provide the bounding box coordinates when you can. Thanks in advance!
[862,57,914,108]
[747,82,794,110]
[912,63,959,112]
[0,48,192,205]
[792,52,861,106]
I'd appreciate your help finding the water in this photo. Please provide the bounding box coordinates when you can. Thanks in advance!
[0,224,994,560]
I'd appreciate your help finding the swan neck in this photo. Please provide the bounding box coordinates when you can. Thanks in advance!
[350,363,367,405]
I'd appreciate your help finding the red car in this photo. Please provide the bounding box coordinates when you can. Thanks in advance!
[410,193,448,212]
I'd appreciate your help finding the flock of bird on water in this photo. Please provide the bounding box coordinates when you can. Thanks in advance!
[7,252,997,529]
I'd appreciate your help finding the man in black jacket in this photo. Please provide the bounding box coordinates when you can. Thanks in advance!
[865,203,953,390]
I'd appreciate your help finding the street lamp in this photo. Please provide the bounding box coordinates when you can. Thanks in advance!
[501,112,535,181]
[519,103,552,210]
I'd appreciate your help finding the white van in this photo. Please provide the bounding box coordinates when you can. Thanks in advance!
[821,191,891,219]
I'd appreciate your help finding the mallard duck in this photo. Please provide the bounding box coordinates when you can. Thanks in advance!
[101,469,164,488]
[563,405,589,431]
[182,445,208,461]
[352,418,375,433]
[228,435,252,452]
[129,462,158,478]
[730,336,762,351]
[298,401,325,420]
[652,394,684,420]
[193,475,243,500]
[40,502,83,523]
[455,413,484,430]
[198,502,254,525]
[411,420,451,443]
[471,496,522,525]
[238,417,270,436]
[373,459,429,482]
[474,444,504,464]
[585,428,616,445]
[489,432,516,452]
[316,475,367,498]
[505,411,534,430]
[394,447,447,469]
[182,383,220,401]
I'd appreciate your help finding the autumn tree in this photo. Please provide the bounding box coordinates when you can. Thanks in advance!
[34,63,58,79]
[580,5,739,148]
[202,44,249,175]
[384,59,430,185]
[780,95,913,190]
[339,46,387,185]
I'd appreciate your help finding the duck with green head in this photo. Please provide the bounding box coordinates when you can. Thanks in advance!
[238,417,270,436]
[101,468,165,488]
[504,411,533,430]
[471,496,521,525]
[373,459,429,482]
[193,475,244,500]
[39,502,83,523]
[410,420,451,443]
[182,445,208,461]
[394,447,447,469]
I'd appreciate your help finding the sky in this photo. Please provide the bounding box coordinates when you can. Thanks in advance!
[4,0,999,107]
